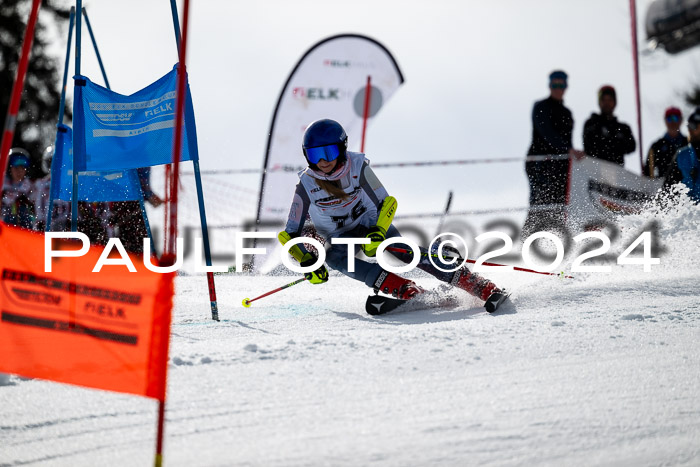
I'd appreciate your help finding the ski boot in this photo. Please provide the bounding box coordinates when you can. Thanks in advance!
[373,270,423,300]
[451,266,499,300]
[451,266,508,312]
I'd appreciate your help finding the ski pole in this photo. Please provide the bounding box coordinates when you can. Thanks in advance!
[242,277,307,307]
[385,246,573,279]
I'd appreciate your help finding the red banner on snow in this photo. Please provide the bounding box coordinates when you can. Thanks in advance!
[0,223,174,400]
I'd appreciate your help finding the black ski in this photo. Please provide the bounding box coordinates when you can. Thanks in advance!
[366,289,510,315]
[365,294,410,315]
[484,290,510,313]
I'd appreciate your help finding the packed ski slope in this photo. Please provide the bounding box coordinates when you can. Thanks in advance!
[2,198,700,466]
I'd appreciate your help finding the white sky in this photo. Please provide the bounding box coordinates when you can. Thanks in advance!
[42,0,700,223]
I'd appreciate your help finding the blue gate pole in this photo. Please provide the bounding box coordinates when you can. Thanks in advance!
[71,0,82,232]
[81,8,110,89]
[192,159,219,316]
[46,7,75,232]
[169,0,182,54]
[170,0,219,321]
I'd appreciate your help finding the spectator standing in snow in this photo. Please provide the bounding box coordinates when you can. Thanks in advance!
[582,85,636,166]
[644,107,687,178]
[1,148,35,229]
[664,107,700,203]
[523,70,584,237]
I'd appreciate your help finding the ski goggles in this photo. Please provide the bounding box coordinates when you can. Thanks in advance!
[666,114,681,123]
[8,155,30,167]
[305,143,343,164]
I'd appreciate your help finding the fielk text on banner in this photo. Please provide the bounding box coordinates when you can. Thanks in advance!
[0,222,175,400]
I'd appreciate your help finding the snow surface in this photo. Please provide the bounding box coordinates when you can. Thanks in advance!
[2,196,700,466]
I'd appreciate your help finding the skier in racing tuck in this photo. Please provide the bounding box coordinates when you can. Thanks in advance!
[279,118,507,314]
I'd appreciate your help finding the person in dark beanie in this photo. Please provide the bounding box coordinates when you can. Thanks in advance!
[583,85,636,166]
[644,107,687,178]
[523,70,584,238]
[664,107,700,202]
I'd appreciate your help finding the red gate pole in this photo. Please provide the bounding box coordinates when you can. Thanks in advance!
[0,0,42,190]
[360,75,372,153]
[165,0,191,260]
[156,0,191,465]
[629,0,644,173]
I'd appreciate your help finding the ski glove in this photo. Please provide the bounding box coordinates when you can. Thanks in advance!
[362,226,386,257]
[362,196,397,257]
[300,252,329,284]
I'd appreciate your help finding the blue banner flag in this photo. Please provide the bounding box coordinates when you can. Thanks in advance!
[51,124,143,202]
[72,65,199,171]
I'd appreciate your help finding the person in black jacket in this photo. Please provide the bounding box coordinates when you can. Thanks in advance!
[526,70,584,205]
[644,107,687,178]
[583,85,636,166]
[523,70,584,238]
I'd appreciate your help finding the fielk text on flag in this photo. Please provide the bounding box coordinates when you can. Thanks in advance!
[0,223,175,400]
[72,65,199,172]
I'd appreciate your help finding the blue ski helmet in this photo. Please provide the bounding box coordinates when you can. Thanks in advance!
[8,148,31,168]
[302,119,348,174]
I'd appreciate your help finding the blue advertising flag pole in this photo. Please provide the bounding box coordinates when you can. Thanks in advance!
[192,158,219,318]
[47,7,75,232]
[169,0,182,54]
[169,0,219,321]
[71,0,83,232]
[81,8,110,89]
